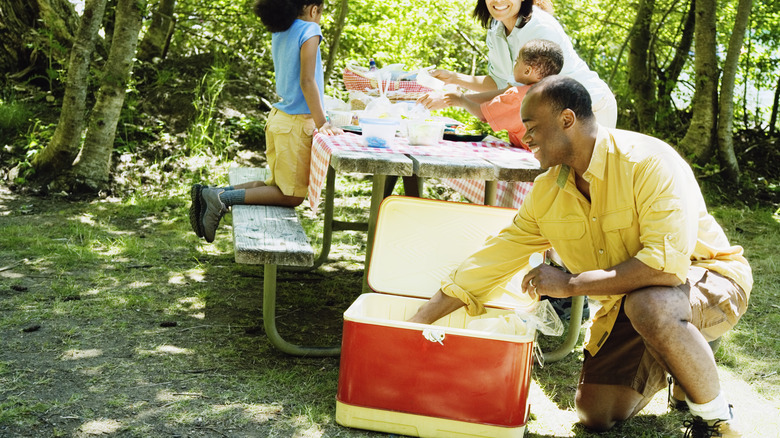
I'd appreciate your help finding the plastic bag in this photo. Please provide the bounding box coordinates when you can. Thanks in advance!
[467,314,531,336]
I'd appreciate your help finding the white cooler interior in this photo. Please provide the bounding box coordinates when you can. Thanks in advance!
[345,293,535,342]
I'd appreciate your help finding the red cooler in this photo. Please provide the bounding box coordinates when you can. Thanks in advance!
[336,197,536,438]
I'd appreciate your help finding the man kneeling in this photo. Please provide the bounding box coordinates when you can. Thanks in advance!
[408,76,751,437]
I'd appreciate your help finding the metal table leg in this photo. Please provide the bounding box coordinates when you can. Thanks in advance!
[263,264,341,356]
[542,295,584,362]
[485,180,497,206]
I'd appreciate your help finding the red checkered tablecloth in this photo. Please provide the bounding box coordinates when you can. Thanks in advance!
[307,133,536,212]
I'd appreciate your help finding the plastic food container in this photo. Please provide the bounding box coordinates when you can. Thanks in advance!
[406,119,445,146]
[327,110,354,127]
[360,118,399,148]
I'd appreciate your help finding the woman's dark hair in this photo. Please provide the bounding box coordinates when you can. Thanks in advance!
[531,75,595,120]
[472,0,534,29]
[254,0,323,33]
[518,39,564,77]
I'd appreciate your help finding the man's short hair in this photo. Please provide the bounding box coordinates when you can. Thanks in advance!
[518,39,564,77]
[530,75,595,120]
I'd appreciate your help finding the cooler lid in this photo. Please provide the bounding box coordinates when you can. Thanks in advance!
[367,196,537,310]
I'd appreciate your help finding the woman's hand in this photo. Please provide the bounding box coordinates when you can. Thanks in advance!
[429,68,455,84]
[318,121,343,136]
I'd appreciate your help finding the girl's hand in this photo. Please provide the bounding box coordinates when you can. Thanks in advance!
[318,121,343,136]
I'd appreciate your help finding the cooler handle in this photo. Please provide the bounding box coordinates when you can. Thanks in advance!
[422,328,445,345]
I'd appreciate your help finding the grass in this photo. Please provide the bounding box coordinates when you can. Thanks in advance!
[0,174,779,437]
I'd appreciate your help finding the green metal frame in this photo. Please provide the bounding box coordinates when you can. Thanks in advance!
[262,264,341,356]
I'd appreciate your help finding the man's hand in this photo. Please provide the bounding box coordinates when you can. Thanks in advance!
[522,264,573,299]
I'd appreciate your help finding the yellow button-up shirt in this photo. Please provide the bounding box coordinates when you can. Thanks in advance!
[442,127,753,355]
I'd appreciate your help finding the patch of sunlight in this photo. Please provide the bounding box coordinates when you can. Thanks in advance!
[76,419,123,435]
[208,403,283,423]
[156,389,204,402]
[128,281,152,289]
[176,296,205,312]
[185,267,207,283]
[718,367,780,437]
[61,349,103,361]
[138,345,194,356]
[77,213,96,226]
[168,273,187,285]
[289,422,323,438]
[0,271,24,279]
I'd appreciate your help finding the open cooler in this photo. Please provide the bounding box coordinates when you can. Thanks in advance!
[336,196,536,438]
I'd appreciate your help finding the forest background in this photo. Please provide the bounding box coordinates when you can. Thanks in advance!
[0,0,779,437]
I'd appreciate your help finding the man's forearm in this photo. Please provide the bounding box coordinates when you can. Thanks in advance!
[546,258,683,298]
[407,290,465,324]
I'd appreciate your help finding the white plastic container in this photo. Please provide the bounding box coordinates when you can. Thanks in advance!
[327,110,353,127]
[407,120,445,146]
[360,118,399,148]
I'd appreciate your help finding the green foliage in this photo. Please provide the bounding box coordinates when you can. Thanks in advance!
[0,101,33,143]
[186,65,229,156]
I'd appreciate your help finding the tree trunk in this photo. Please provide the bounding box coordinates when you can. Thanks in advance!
[717,0,752,183]
[323,0,348,84]
[677,0,719,163]
[770,73,780,135]
[627,0,656,132]
[0,0,79,77]
[136,0,176,61]
[31,0,108,179]
[657,0,695,114]
[69,0,147,191]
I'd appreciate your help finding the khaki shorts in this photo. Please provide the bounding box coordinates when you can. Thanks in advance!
[579,266,749,398]
[264,107,315,198]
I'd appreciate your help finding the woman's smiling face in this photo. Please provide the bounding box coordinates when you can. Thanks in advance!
[486,0,523,28]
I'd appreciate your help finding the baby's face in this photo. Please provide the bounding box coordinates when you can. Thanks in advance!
[513,58,536,85]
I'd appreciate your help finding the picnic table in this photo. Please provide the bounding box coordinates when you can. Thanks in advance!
[306,132,542,292]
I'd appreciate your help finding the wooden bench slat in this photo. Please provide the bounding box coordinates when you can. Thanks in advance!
[228,167,314,267]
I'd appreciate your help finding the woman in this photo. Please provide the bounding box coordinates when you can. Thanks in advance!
[423,0,617,128]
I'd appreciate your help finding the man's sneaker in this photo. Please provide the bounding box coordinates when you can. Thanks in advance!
[683,406,743,438]
[668,376,689,411]
[200,188,228,243]
[189,184,205,238]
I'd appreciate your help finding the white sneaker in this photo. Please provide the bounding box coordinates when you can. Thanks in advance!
[683,405,743,438]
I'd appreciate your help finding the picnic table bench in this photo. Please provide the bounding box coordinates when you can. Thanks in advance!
[229,167,340,357]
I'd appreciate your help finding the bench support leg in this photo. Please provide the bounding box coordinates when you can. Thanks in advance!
[263,264,341,357]
[541,295,584,362]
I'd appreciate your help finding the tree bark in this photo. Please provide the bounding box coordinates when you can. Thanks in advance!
[677,0,719,163]
[657,0,695,114]
[0,0,79,77]
[323,0,348,84]
[31,0,108,179]
[627,0,656,132]
[69,0,147,191]
[136,0,176,61]
[770,72,780,135]
[717,0,752,183]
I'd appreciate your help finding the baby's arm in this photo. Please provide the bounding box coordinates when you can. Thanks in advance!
[445,87,510,122]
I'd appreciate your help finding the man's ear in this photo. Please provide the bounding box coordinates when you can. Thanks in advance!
[560,108,576,129]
